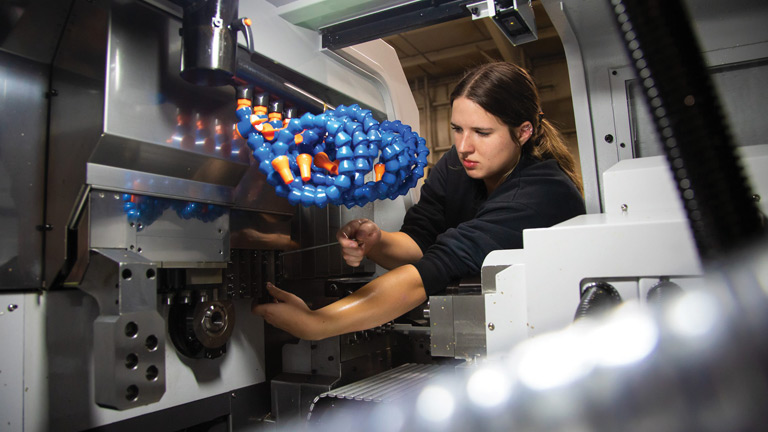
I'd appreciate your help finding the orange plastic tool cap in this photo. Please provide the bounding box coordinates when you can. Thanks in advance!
[260,123,276,141]
[297,153,312,181]
[271,155,294,184]
[314,152,339,175]
[374,163,385,182]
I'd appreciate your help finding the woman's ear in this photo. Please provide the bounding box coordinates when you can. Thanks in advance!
[518,121,534,144]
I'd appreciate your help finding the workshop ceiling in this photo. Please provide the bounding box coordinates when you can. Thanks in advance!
[382,1,564,82]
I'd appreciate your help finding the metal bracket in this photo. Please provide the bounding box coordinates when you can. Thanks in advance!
[467,0,496,19]
[79,248,166,410]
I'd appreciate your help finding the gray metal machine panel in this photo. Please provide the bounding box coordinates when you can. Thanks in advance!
[453,295,486,359]
[0,51,47,289]
[0,0,73,64]
[429,296,455,357]
[0,294,25,431]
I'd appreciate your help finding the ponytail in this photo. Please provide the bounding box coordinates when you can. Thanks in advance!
[528,118,583,195]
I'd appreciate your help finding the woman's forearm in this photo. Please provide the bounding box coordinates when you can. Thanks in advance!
[309,265,426,340]
[366,231,423,270]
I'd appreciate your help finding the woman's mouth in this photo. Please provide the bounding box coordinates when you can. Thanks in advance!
[462,159,479,169]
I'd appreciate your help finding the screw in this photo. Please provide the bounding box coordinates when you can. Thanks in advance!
[8,304,18,312]
[753,194,761,203]
[621,204,628,212]
[488,322,495,331]
[604,134,614,143]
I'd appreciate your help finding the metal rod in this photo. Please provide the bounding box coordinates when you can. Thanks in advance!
[278,242,340,256]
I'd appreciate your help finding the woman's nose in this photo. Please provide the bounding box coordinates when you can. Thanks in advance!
[455,134,473,154]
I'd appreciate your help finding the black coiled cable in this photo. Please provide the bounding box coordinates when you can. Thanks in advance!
[607,0,764,264]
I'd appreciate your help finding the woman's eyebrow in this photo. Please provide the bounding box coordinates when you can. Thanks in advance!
[471,126,494,132]
[450,122,493,131]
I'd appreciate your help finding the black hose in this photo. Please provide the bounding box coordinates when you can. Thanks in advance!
[574,281,623,321]
[607,0,765,265]
[646,280,684,308]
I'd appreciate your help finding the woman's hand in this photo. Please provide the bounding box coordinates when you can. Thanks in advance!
[336,218,382,267]
[252,283,323,340]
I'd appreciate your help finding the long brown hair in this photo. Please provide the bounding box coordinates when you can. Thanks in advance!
[450,62,583,194]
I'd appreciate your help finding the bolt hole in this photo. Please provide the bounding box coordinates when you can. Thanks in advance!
[145,335,158,351]
[211,311,224,326]
[125,321,139,338]
[328,356,335,362]
[612,70,618,75]
[146,268,156,279]
[126,385,139,401]
[146,365,159,381]
[620,142,626,148]
[125,353,139,369]
[122,268,132,280]
[137,247,143,253]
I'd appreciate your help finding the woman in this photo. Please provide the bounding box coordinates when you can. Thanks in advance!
[253,62,585,340]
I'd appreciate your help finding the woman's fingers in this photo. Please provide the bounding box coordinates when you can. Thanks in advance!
[355,220,381,249]
[264,283,308,308]
[337,219,364,243]
[342,248,365,267]
[336,219,381,267]
[251,288,319,340]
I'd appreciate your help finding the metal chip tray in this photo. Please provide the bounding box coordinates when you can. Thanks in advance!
[307,363,453,421]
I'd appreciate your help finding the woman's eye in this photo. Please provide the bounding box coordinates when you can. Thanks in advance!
[476,131,490,137]
[451,126,462,133]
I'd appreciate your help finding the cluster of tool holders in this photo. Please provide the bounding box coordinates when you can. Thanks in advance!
[122,99,428,223]
[236,99,429,208]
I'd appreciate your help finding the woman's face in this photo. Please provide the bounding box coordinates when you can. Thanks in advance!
[450,97,529,192]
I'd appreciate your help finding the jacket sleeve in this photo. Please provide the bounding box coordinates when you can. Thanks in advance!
[412,196,541,295]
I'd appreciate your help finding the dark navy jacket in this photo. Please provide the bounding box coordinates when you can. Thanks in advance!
[401,146,586,295]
